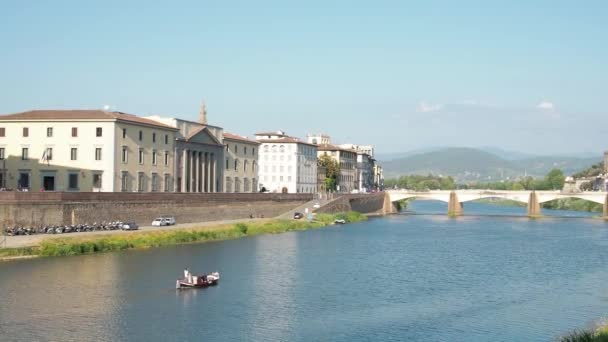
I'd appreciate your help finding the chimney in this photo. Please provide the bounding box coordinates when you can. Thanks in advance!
[199,102,208,125]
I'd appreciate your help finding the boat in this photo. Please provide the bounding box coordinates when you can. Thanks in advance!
[176,271,220,289]
[334,219,346,224]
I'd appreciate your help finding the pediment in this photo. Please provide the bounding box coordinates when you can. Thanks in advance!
[186,127,222,146]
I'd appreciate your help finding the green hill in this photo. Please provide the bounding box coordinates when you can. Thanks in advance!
[382,147,599,182]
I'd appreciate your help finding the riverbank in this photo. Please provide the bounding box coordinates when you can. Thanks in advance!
[0,212,367,260]
[559,322,608,341]
[475,198,603,213]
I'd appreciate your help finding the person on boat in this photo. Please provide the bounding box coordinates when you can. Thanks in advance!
[184,268,189,280]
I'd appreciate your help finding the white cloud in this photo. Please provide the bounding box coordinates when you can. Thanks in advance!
[416,101,443,113]
[536,101,555,110]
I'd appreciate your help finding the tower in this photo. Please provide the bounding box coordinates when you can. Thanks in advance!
[199,102,208,125]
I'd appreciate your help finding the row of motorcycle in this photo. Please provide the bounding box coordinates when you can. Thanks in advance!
[4,221,126,236]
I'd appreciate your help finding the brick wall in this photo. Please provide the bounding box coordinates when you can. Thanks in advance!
[315,192,395,216]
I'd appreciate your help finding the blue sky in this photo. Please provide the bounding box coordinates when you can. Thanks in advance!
[1,1,606,155]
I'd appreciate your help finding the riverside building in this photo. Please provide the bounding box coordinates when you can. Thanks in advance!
[223,133,260,192]
[0,109,178,192]
[144,104,225,193]
[255,131,317,193]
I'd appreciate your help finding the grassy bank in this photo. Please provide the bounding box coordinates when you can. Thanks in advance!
[0,212,367,259]
[559,323,608,341]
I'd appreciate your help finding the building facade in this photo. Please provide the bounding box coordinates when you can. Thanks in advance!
[145,106,224,193]
[256,131,317,193]
[316,144,357,193]
[0,110,178,192]
[223,133,259,193]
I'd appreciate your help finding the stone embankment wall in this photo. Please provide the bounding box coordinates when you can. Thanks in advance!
[0,192,313,227]
[315,192,395,216]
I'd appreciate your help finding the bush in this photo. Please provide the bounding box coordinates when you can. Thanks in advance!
[235,223,248,235]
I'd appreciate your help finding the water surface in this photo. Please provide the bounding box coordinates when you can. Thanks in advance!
[1,201,607,341]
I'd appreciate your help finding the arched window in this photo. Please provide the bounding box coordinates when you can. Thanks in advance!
[234,159,239,171]
[279,145,285,153]
[244,160,248,172]
[271,145,277,153]
[264,145,269,153]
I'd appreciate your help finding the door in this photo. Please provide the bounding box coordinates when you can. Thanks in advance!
[43,176,55,191]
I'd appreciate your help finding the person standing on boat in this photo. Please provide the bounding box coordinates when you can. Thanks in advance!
[184,268,189,280]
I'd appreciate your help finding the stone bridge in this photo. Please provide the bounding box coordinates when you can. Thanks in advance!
[387,190,608,217]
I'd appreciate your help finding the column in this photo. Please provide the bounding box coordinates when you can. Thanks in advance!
[193,151,199,193]
[204,152,210,192]
[191,151,196,192]
[448,191,463,216]
[527,191,541,217]
[197,152,202,192]
[211,153,216,192]
[181,149,188,192]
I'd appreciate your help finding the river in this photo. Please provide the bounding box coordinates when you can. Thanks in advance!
[1,201,607,341]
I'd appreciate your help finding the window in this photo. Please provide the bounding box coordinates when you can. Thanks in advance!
[164,151,169,166]
[93,174,102,189]
[138,130,143,141]
[95,148,102,161]
[122,128,127,139]
[164,134,168,144]
[137,172,145,192]
[121,172,129,191]
[164,174,171,192]
[244,147,247,155]
[0,148,4,160]
[70,148,77,161]
[244,160,248,172]
[235,145,238,153]
[18,172,30,189]
[121,147,128,163]
[47,127,53,137]
[152,133,156,143]
[226,158,229,169]
[151,173,159,192]
[0,127,5,137]
[68,173,79,190]
[138,149,144,164]
[21,148,28,160]
[71,127,77,137]
[234,160,238,171]
[252,148,255,155]
[23,127,29,137]
[96,127,102,137]
[152,151,157,165]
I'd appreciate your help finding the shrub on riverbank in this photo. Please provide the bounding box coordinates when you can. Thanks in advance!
[1,212,367,259]
[559,324,608,341]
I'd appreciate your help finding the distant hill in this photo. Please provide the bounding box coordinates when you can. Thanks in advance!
[382,147,600,182]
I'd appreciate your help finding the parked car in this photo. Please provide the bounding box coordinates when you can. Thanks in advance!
[313,203,321,209]
[293,212,303,219]
[152,218,168,226]
[122,222,139,230]
[161,216,176,225]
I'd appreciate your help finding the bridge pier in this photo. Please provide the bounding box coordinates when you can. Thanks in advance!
[603,194,608,220]
[527,191,541,217]
[448,191,463,216]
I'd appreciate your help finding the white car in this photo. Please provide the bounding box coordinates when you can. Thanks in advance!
[313,203,321,209]
[152,218,169,226]
[161,216,176,225]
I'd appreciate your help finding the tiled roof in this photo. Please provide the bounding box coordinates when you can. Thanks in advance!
[223,132,260,144]
[316,144,357,153]
[0,110,178,130]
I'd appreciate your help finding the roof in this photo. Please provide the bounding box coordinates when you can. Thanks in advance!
[316,144,357,153]
[0,110,178,130]
[255,131,289,137]
[256,138,317,147]
[181,126,222,146]
[223,132,260,144]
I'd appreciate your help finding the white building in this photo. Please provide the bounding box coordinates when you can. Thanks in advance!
[255,131,317,193]
[0,110,178,192]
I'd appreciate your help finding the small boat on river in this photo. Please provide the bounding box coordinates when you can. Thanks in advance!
[334,219,346,224]
[176,269,220,289]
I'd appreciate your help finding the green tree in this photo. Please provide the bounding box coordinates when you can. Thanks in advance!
[544,168,565,190]
[318,155,340,191]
